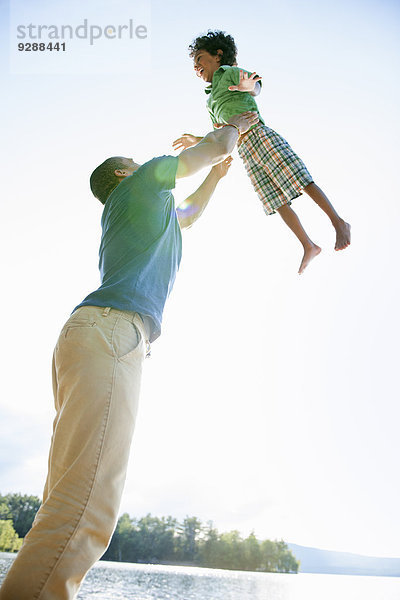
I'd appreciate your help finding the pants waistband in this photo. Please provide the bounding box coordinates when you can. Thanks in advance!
[99,306,152,342]
[74,305,152,345]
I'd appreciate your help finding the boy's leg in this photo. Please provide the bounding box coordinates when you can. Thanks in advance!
[238,128,321,273]
[0,306,147,600]
[304,182,351,250]
[277,203,321,274]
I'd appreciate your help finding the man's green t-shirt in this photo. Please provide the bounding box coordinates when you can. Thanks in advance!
[205,65,265,128]
[74,156,181,342]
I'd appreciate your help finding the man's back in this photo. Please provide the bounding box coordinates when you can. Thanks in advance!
[76,156,181,341]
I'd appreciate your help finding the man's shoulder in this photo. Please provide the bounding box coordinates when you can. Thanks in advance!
[136,155,178,174]
[134,155,179,194]
[106,156,177,208]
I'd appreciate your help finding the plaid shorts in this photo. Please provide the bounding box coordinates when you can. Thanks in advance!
[237,125,314,215]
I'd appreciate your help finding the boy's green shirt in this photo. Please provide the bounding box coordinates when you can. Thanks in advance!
[205,65,265,129]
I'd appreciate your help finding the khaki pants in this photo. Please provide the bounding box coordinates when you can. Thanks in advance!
[0,306,149,600]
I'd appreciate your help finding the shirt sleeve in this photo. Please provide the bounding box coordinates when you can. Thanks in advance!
[222,66,260,88]
[208,107,218,126]
[136,156,179,193]
[221,66,241,87]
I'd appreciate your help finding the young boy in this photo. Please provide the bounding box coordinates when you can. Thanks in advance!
[173,30,351,273]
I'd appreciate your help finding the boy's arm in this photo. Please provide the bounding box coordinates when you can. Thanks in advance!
[176,111,258,179]
[228,70,262,97]
[176,157,232,229]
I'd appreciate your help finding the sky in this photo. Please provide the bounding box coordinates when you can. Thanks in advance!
[1,0,400,559]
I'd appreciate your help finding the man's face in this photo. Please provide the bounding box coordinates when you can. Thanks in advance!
[115,157,140,178]
[193,49,222,83]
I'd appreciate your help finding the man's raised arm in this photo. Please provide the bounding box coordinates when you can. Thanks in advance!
[176,157,232,230]
[176,111,258,179]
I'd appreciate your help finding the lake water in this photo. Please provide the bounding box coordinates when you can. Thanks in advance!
[1,553,400,599]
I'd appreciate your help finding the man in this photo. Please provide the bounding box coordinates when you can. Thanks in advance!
[0,110,258,600]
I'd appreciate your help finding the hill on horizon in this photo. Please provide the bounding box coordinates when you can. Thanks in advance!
[288,543,400,577]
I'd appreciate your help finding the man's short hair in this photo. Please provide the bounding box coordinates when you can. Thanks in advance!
[189,30,238,66]
[90,157,127,205]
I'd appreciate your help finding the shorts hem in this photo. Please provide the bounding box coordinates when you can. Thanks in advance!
[263,178,314,215]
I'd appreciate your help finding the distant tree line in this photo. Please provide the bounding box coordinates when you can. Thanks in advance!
[0,493,41,552]
[0,493,298,573]
[103,514,299,573]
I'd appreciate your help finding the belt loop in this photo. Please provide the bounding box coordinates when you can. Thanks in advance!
[102,307,111,317]
[145,341,151,359]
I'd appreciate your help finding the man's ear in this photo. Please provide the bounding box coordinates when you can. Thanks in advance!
[216,49,223,62]
[115,169,128,178]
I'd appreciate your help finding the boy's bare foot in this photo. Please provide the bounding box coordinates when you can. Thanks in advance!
[299,244,321,274]
[334,219,351,250]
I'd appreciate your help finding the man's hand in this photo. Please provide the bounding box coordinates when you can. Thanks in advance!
[214,111,259,134]
[212,156,233,179]
[172,134,203,151]
[176,111,258,179]
[228,70,262,93]
[227,111,259,134]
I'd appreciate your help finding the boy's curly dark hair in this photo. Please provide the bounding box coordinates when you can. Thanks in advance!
[188,30,237,66]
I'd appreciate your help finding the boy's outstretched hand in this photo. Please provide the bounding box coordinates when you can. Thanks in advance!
[172,134,203,151]
[228,70,262,93]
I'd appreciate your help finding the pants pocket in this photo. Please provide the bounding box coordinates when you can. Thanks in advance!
[62,320,97,338]
[112,317,142,361]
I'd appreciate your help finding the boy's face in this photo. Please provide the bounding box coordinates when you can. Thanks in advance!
[193,49,223,83]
